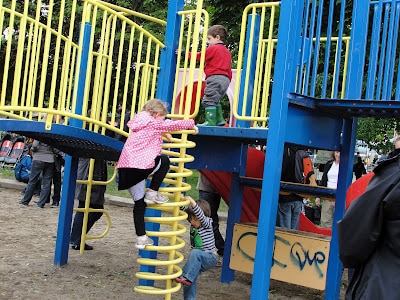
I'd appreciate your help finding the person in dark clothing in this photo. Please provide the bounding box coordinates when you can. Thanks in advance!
[277,146,317,229]
[113,102,131,143]
[19,140,54,208]
[353,156,366,180]
[338,147,400,300]
[15,144,41,196]
[197,173,225,256]
[70,158,108,251]
[48,151,64,207]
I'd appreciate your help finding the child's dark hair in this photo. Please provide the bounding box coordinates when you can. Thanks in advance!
[185,199,211,219]
[207,25,227,43]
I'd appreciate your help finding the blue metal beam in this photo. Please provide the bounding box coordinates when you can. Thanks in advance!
[0,120,123,161]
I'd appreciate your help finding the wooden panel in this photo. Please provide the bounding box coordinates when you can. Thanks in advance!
[230,223,330,290]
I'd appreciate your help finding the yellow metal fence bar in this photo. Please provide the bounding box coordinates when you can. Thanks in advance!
[0,0,4,50]
[11,0,28,110]
[20,23,33,116]
[74,159,117,255]
[48,0,66,113]
[37,0,54,110]
[171,9,208,119]
[341,39,350,98]
[0,0,16,106]
[232,2,351,125]
[109,19,126,128]
[233,2,280,124]
[119,28,135,131]
[96,12,115,134]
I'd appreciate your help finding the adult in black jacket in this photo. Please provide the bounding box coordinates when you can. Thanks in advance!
[70,158,108,250]
[338,148,400,300]
[353,156,366,180]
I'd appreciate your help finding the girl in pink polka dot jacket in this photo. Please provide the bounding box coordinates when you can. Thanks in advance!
[117,99,198,249]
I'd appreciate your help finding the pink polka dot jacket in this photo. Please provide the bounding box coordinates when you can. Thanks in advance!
[117,111,195,170]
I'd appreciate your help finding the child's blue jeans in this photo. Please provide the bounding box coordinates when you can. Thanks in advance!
[182,249,218,300]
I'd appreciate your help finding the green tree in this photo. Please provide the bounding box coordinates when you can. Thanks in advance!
[357,118,400,154]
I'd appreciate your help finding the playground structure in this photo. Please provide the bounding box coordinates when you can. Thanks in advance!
[1,0,400,299]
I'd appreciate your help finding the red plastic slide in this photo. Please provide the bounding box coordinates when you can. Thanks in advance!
[200,147,332,236]
[345,171,374,209]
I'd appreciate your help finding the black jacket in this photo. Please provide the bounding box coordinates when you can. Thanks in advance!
[353,161,366,179]
[337,149,400,300]
[319,160,334,187]
[75,158,107,205]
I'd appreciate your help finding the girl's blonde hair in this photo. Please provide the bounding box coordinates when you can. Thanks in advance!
[142,99,168,116]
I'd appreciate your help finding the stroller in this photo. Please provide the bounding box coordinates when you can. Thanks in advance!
[0,132,13,164]
[2,135,26,168]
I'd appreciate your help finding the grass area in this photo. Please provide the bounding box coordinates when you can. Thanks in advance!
[1,165,228,213]
[0,167,15,179]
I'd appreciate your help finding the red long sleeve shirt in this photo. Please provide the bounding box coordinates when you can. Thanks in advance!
[191,43,232,81]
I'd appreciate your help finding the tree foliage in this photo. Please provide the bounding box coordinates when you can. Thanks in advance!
[357,118,400,154]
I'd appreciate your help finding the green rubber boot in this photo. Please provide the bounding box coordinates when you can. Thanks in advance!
[198,106,217,126]
[216,103,227,126]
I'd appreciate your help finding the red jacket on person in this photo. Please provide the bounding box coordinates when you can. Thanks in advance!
[190,43,232,80]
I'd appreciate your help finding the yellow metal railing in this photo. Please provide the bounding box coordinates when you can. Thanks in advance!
[0,0,165,136]
[171,9,209,119]
[232,2,351,128]
[79,0,165,137]
[74,159,116,254]
[0,0,80,120]
[0,1,197,299]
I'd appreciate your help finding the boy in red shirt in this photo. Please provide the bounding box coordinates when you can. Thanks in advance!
[187,25,232,126]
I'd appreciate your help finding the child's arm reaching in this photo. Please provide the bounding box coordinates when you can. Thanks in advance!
[156,119,198,135]
[185,196,213,228]
[162,125,197,142]
[187,196,197,208]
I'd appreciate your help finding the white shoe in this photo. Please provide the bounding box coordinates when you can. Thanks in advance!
[144,190,169,204]
[135,235,154,249]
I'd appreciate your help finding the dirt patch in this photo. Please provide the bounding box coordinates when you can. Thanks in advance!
[0,187,346,299]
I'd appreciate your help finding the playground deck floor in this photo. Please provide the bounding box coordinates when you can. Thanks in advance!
[0,179,346,299]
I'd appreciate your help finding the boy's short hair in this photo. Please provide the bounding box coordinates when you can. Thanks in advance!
[185,199,211,219]
[207,25,227,43]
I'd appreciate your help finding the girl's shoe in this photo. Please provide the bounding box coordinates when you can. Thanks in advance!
[144,190,168,204]
[135,235,154,249]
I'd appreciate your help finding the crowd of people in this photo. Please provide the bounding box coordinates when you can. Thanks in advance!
[17,115,65,209]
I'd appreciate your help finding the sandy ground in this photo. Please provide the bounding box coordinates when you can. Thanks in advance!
[0,186,344,300]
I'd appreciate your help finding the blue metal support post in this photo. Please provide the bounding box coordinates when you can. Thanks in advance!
[250,0,304,298]
[54,22,91,265]
[325,0,370,298]
[325,118,357,300]
[221,145,248,283]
